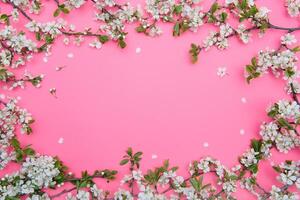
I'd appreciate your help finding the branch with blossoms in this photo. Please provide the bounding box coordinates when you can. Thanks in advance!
[2,0,300,90]
[0,94,299,199]
[0,0,300,200]
[187,0,300,63]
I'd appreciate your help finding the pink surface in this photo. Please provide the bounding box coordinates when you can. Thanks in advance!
[4,0,300,198]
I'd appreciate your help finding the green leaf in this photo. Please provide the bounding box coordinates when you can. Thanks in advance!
[163,159,169,169]
[15,149,24,162]
[245,64,260,83]
[5,197,20,200]
[277,118,294,130]
[23,147,35,156]
[189,43,200,63]
[248,6,258,16]
[251,139,262,152]
[53,8,60,17]
[285,69,295,78]
[126,147,133,156]
[238,170,246,179]
[220,12,228,22]
[118,39,126,49]
[98,35,109,44]
[239,0,248,10]
[60,7,70,14]
[0,67,9,81]
[35,32,41,41]
[267,109,278,118]
[248,164,258,174]
[173,5,183,15]
[292,46,300,52]
[210,2,219,13]
[133,151,143,158]
[30,76,43,87]
[272,166,281,173]
[11,137,21,149]
[173,22,180,37]
[45,35,54,44]
[0,14,9,25]
[190,178,200,192]
[135,25,146,33]
[120,159,129,165]
[251,57,257,66]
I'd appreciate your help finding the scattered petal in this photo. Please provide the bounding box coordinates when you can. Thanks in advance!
[49,88,57,98]
[135,47,141,54]
[43,57,48,63]
[58,137,64,144]
[217,67,227,78]
[240,129,245,135]
[203,142,209,148]
[67,53,74,58]
[55,65,66,71]
[241,97,247,103]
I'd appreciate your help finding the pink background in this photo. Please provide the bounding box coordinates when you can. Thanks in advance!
[3,0,300,198]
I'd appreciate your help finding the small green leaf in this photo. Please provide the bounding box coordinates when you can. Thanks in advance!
[133,151,143,158]
[173,22,180,37]
[35,32,41,41]
[251,57,257,66]
[135,25,146,33]
[98,35,109,44]
[190,178,201,192]
[189,43,200,63]
[210,2,219,13]
[60,7,70,14]
[120,159,129,165]
[173,5,183,15]
[23,147,35,156]
[118,39,126,49]
[11,137,21,149]
[277,118,294,130]
[126,147,132,156]
[220,12,228,22]
[292,46,300,52]
[248,164,258,173]
[53,8,60,17]
[251,139,262,152]
[272,166,281,173]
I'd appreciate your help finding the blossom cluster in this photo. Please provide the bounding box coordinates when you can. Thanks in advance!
[0,155,63,200]
[259,100,300,153]
[286,0,300,17]
[0,97,34,169]
[0,26,36,63]
[0,97,299,200]
[0,0,298,89]
[245,33,300,95]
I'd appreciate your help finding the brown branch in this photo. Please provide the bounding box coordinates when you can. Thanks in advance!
[290,83,300,105]
[268,23,300,33]
[6,0,33,21]
[49,187,76,199]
